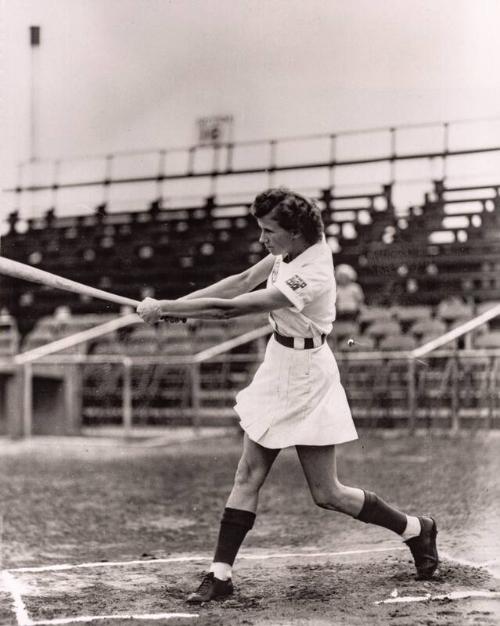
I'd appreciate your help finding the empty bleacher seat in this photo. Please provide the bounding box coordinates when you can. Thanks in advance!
[365,319,401,340]
[436,297,474,323]
[358,306,394,329]
[392,305,432,324]
[379,335,418,351]
[473,331,500,348]
[410,318,446,340]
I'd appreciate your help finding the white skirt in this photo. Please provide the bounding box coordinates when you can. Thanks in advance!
[234,336,358,449]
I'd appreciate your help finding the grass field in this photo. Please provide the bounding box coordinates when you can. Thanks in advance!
[0,428,499,625]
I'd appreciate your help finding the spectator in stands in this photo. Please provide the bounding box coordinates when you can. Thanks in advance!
[137,187,438,604]
[436,294,471,322]
[335,263,365,321]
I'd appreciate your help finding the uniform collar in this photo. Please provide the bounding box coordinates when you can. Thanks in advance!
[282,236,326,264]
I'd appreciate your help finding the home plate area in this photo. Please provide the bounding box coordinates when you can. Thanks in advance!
[3,547,500,626]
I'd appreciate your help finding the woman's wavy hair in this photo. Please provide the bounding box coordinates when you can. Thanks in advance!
[250,187,324,244]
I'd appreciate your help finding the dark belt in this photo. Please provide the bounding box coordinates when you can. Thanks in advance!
[273,331,326,350]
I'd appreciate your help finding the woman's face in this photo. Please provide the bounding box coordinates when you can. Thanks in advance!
[256,213,295,257]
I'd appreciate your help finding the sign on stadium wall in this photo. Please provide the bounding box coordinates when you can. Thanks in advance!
[197,115,234,146]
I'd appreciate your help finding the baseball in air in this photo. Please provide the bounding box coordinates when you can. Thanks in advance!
[347,338,355,347]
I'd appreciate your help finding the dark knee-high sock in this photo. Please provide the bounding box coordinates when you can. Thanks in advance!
[356,490,407,535]
[213,507,256,566]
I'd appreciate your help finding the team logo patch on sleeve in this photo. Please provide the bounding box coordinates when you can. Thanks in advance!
[286,274,307,290]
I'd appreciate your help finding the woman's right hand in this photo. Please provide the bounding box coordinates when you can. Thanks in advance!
[136,297,163,325]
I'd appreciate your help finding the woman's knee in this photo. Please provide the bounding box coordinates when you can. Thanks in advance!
[233,457,268,492]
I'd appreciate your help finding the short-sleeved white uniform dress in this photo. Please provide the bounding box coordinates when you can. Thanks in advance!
[234,238,358,449]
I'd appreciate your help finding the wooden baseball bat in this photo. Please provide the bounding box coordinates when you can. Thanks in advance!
[0,256,139,308]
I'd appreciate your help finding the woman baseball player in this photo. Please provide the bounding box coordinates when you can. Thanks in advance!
[137,188,438,603]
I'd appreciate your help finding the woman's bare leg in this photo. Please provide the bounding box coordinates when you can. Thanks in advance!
[296,444,438,580]
[187,435,280,603]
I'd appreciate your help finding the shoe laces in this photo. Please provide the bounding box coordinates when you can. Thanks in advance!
[196,573,215,593]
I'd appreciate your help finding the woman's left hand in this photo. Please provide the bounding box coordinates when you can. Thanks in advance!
[137,297,163,324]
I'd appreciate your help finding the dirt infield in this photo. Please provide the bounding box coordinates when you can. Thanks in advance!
[0,429,499,625]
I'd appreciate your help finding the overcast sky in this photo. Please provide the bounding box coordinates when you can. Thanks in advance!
[2,0,500,214]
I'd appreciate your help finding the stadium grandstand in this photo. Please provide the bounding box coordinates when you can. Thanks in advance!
[1,118,500,436]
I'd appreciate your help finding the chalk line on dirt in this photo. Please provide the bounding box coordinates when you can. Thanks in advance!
[376,590,500,605]
[1,570,32,626]
[8,545,406,574]
[28,613,199,625]
[5,547,500,624]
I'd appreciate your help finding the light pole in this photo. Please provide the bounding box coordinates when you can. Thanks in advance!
[29,25,40,164]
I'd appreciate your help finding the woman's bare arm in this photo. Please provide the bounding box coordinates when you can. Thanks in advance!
[137,285,291,323]
[180,255,275,300]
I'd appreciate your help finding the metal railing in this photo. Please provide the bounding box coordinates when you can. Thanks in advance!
[5,116,500,218]
[12,317,270,436]
[337,348,500,431]
[8,301,500,436]
[336,302,500,432]
[19,344,500,434]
